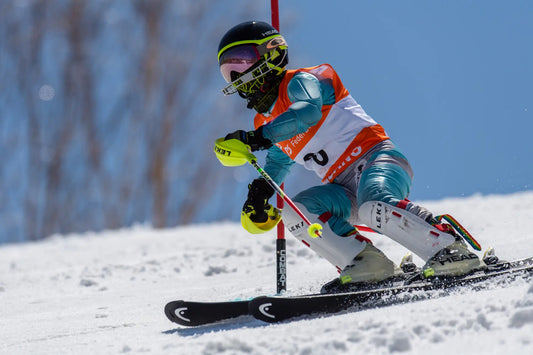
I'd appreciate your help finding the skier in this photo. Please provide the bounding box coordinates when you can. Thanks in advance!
[217,21,483,284]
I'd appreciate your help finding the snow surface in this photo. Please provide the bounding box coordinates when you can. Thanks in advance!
[1,192,533,354]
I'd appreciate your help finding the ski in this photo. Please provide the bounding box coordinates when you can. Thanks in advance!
[164,299,250,326]
[249,256,533,323]
[165,257,533,326]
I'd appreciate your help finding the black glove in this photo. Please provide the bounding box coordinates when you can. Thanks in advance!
[224,126,272,151]
[243,178,275,222]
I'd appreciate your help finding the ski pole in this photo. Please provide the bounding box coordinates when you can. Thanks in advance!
[271,0,286,295]
[275,186,286,294]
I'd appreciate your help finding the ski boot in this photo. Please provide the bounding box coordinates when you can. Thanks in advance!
[321,243,398,294]
[339,243,398,284]
[422,217,483,277]
[422,240,483,277]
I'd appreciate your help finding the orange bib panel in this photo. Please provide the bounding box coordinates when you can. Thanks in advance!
[255,64,389,182]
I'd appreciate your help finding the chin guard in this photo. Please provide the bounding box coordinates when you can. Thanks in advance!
[241,205,281,234]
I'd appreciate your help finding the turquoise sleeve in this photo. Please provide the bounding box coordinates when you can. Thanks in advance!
[263,145,295,185]
[262,72,328,143]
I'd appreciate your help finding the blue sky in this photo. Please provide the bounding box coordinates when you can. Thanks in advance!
[280,0,532,200]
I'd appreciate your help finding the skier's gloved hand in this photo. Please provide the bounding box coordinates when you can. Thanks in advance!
[243,178,275,222]
[224,126,273,151]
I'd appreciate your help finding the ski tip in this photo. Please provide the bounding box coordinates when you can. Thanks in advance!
[164,300,189,325]
[249,296,279,323]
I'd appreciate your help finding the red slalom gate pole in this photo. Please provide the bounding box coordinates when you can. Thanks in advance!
[271,0,279,32]
[276,185,286,294]
[271,0,285,294]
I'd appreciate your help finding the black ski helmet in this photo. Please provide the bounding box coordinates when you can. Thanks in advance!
[217,21,288,98]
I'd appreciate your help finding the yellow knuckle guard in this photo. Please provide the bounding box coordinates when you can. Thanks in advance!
[213,138,255,166]
[241,206,281,234]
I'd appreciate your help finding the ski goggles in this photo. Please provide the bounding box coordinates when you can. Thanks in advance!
[219,45,260,83]
[218,35,287,84]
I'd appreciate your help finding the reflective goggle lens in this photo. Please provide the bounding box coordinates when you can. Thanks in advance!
[219,45,260,82]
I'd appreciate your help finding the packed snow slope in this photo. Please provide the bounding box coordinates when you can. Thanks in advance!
[1,192,533,355]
